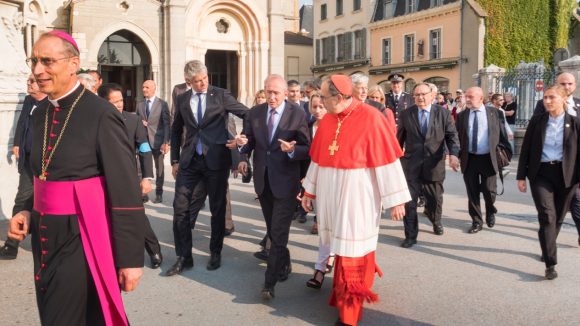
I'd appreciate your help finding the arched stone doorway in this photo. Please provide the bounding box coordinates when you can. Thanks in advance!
[424,76,450,94]
[97,30,152,112]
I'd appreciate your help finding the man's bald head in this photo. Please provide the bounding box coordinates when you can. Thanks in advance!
[142,80,156,98]
[464,87,484,109]
[556,72,576,97]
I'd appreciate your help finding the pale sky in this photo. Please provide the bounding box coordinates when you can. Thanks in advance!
[300,0,313,6]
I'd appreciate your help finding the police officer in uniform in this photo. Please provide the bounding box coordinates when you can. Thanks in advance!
[386,73,414,126]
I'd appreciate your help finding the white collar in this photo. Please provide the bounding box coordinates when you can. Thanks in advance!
[48,81,81,107]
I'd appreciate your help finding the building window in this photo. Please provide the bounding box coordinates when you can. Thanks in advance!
[406,0,416,14]
[382,38,391,65]
[315,39,321,65]
[354,0,361,11]
[431,0,444,7]
[336,0,343,16]
[322,36,336,64]
[405,79,417,93]
[404,34,415,63]
[321,4,327,20]
[383,0,395,19]
[337,34,345,61]
[354,29,366,59]
[429,29,441,60]
[344,32,353,61]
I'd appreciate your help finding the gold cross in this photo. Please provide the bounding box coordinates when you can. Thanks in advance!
[328,140,339,155]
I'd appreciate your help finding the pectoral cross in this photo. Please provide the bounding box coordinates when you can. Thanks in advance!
[328,140,339,155]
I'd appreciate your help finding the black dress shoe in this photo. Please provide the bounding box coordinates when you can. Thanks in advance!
[468,223,483,234]
[153,194,163,204]
[253,249,269,261]
[433,224,444,235]
[486,215,496,228]
[150,252,163,269]
[142,195,149,203]
[545,266,558,280]
[165,257,193,276]
[224,227,235,236]
[261,285,275,300]
[296,213,307,223]
[207,252,221,270]
[0,244,18,260]
[278,262,292,282]
[401,238,417,248]
[417,196,425,207]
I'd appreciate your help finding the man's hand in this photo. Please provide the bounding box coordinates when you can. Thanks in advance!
[232,169,239,178]
[390,204,406,221]
[449,155,460,172]
[238,161,248,176]
[118,268,143,292]
[235,134,248,146]
[278,139,296,153]
[12,146,19,161]
[142,120,148,127]
[8,210,30,241]
[161,143,170,155]
[517,180,527,193]
[301,196,314,212]
[140,179,152,196]
[225,139,237,149]
[172,163,179,179]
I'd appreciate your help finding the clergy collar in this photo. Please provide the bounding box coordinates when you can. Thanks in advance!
[48,81,81,107]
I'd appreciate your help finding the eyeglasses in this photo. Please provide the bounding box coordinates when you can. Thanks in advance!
[413,92,431,97]
[26,56,73,68]
[320,94,339,100]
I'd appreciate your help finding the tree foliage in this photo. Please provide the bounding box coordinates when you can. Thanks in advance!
[476,0,575,68]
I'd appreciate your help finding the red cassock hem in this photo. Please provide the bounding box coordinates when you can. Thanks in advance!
[329,251,383,326]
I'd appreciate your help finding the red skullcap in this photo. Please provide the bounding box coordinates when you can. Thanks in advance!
[330,74,352,97]
[46,30,80,53]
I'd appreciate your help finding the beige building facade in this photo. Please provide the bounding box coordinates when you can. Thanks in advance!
[369,0,487,93]
[0,0,300,155]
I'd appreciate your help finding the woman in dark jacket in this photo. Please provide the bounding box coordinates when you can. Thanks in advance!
[517,85,580,280]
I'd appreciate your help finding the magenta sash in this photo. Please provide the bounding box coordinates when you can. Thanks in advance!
[34,176,128,326]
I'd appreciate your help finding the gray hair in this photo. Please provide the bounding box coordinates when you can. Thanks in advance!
[264,74,287,90]
[184,60,208,78]
[77,73,96,91]
[303,78,321,90]
[425,82,438,94]
[351,73,369,85]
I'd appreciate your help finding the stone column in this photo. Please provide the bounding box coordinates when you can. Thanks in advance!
[268,2,284,75]
[559,55,580,99]
[164,0,187,99]
[477,64,506,97]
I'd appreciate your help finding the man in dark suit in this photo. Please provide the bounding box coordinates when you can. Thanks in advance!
[236,74,310,299]
[98,82,163,269]
[171,70,191,124]
[397,83,460,248]
[532,72,580,245]
[456,87,512,233]
[386,73,414,126]
[1,75,46,260]
[136,80,171,203]
[168,60,248,275]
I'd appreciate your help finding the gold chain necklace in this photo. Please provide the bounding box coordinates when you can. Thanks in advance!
[39,88,85,180]
[328,103,358,156]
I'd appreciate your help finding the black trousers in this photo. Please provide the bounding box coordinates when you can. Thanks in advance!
[569,187,580,237]
[144,216,161,255]
[172,155,229,258]
[189,179,207,228]
[258,173,295,287]
[152,148,165,195]
[31,213,105,325]
[463,153,497,225]
[403,178,443,240]
[529,163,578,268]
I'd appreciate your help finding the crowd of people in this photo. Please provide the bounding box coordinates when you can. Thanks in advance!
[2,31,580,326]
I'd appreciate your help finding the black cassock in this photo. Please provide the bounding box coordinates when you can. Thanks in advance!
[27,84,145,325]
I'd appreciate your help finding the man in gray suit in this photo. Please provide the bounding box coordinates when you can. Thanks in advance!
[137,80,171,203]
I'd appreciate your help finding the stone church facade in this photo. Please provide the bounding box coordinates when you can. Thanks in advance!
[0,0,300,154]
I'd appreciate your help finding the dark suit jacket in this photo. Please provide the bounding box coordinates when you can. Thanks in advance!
[241,101,310,198]
[171,85,248,170]
[533,97,580,116]
[517,112,580,188]
[397,104,460,182]
[122,111,153,179]
[14,95,37,172]
[456,106,512,174]
[386,91,414,125]
[136,97,171,149]
[171,83,189,124]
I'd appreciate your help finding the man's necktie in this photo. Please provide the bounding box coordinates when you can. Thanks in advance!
[268,108,277,142]
[471,110,478,153]
[146,100,151,118]
[196,93,203,155]
[420,109,428,136]
[395,94,399,104]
